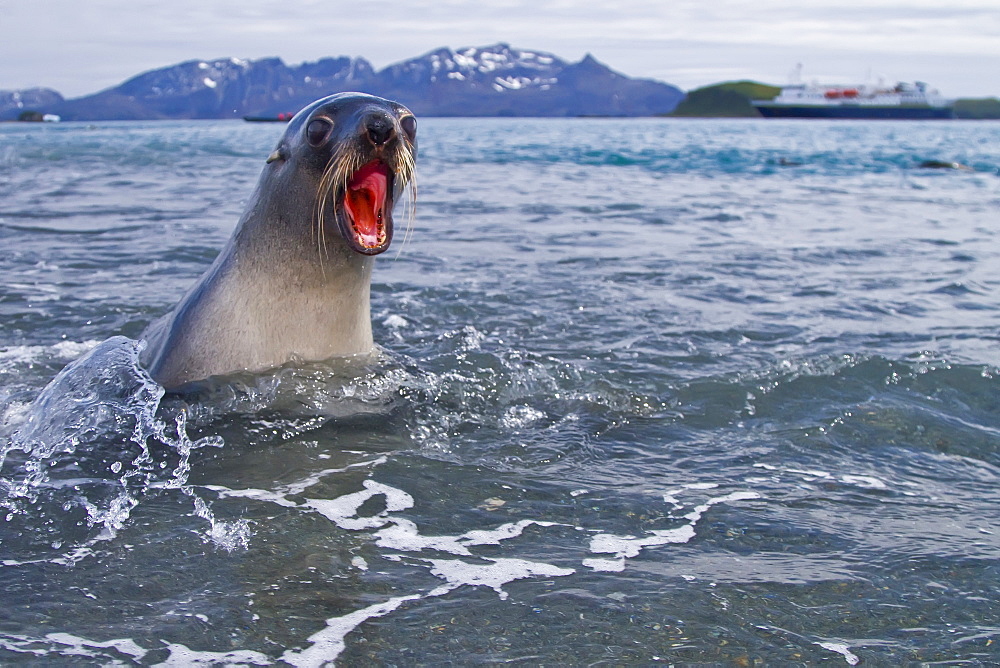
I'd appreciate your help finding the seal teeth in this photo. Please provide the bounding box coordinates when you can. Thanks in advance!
[343,161,390,251]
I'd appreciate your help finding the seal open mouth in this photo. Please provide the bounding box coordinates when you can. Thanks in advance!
[340,160,393,255]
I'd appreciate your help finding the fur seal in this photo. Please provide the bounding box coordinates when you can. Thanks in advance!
[140,93,418,389]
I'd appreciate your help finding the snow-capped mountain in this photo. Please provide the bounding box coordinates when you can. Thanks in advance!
[369,44,682,117]
[2,44,684,120]
[377,44,564,91]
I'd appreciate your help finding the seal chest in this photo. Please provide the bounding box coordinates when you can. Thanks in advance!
[140,93,418,389]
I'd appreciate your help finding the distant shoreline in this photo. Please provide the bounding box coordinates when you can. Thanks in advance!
[5,46,998,122]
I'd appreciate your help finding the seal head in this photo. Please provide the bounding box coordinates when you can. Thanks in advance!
[269,93,418,256]
[140,93,417,389]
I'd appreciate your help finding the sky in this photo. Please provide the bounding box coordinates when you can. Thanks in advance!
[1,0,998,99]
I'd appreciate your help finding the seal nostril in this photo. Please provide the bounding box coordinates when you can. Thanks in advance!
[366,115,394,146]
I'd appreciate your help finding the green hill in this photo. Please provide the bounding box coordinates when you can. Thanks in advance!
[953,98,1000,119]
[667,82,1000,120]
[668,81,780,117]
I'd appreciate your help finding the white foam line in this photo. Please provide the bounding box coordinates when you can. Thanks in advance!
[663,482,722,508]
[306,479,414,531]
[3,543,102,570]
[460,519,562,547]
[426,557,575,600]
[584,525,696,573]
[374,518,564,556]
[205,485,299,508]
[281,456,388,497]
[2,558,46,567]
[753,462,892,491]
[282,554,577,666]
[0,632,150,662]
[840,475,887,489]
[0,633,49,657]
[153,643,271,666]
[684,491,761,523]
[202,456,388,509]
[210,479,559,556]
[786,468,832,479]
[281,587,453,668]
[584,491,760,572]
[45,634,148,662]
[662,492,683,509]
[816,641,860,665]
[374,517,474,554]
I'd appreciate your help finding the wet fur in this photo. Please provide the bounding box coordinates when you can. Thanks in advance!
[140,93,417,389]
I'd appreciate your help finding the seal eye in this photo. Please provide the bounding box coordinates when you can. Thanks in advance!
[306,118,333,147]
[400,115,417,142]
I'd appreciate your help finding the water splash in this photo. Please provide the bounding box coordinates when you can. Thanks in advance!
[0,337,229,550]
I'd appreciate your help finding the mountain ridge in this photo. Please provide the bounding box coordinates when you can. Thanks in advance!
[0,44,684,120]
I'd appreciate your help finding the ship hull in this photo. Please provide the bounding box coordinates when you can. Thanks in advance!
[754,104,954,120]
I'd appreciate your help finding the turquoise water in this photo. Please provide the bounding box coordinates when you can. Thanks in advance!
[1,117,999,665]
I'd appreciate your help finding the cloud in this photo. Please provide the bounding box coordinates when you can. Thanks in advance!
[1,0,997,97]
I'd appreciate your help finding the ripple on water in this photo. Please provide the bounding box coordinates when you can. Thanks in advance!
[2,119,1000,664]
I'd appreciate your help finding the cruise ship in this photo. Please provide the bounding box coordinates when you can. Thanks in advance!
[753,80,954,119]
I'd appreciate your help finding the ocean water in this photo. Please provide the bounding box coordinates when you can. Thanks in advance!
[0,116,998,665]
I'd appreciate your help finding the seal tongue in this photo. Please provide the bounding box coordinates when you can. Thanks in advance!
[344,161,389,249]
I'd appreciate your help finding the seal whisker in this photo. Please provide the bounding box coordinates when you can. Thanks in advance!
[314,144,358,272]
[314,159,334,275]
[393,181,417,260]
[390,144,418,259]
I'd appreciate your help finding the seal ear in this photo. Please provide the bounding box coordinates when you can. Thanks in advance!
[266,147,287,164]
